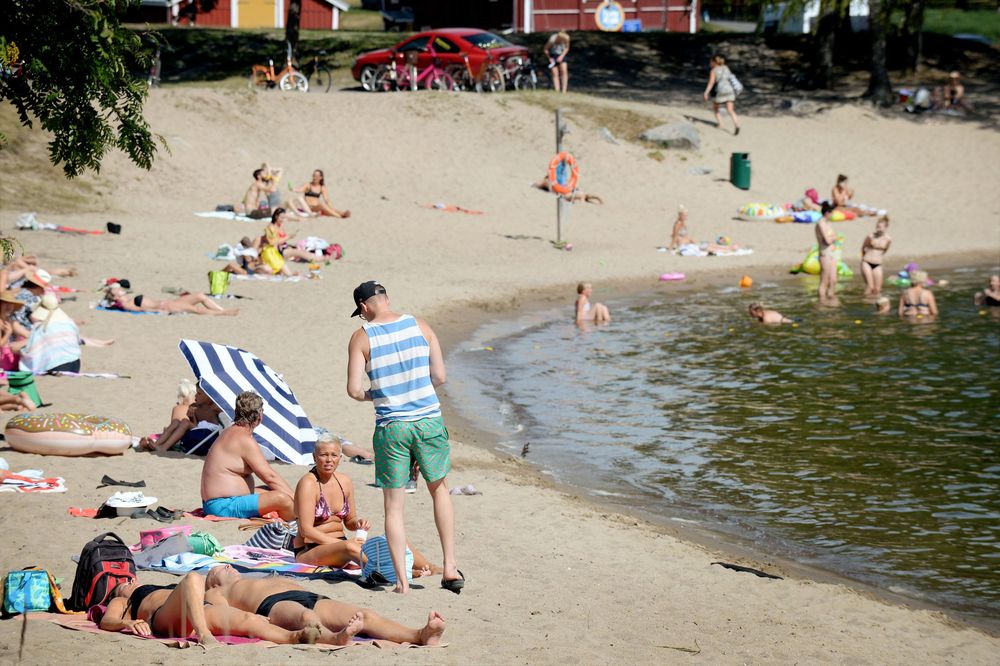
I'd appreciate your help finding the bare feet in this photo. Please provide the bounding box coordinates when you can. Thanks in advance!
[412,564,433,578]
[340,210,351,219]
[138,436,156,451]
[417,611,445,646]
[325,612,364,646]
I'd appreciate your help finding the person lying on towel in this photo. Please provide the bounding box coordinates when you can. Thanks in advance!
[95,572,319,645]
[200,390,294,520]
[205,564,445,646]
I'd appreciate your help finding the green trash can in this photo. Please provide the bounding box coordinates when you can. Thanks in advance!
[730,152,751,190]
[6,371,42,407]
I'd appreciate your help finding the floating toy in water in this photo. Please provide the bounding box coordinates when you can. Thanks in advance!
[5,413,132,456]
[659,272,685,281]
[739,275,753,288]
[789,245,854,278]
[738,203,787,221]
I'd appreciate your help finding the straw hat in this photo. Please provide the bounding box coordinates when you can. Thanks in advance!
[30,293,72,325]
[25,269,52,288]
[0,291,25,309]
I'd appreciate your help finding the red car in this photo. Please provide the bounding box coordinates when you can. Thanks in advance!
[351,28,532,91]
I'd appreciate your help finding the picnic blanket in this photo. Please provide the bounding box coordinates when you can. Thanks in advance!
[31,612,439,650]
[195,211,258,223]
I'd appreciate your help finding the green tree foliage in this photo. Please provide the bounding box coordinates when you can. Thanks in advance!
[0,0,160,178]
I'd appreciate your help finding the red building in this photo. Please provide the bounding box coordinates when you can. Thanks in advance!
[514,0,700,33]
[130,0,349,30]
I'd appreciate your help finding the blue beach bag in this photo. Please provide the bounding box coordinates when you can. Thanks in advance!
[3,569,51,616]
[361,536,413,584]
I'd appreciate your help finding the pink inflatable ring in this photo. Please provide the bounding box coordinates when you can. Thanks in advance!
[5,413,132,456]
[659,273,686,281]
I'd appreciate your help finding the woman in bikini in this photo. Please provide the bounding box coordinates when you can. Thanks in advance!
[898,270,938,319]
[860,215,892,297]
[575,282,610,326]
[103,283,238,316]
[97,572,320,645]
[815,213,839,305]
[293,436,439,577]
[293,169,350,219]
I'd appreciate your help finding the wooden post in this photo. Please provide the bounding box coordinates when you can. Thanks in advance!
[555,109,563,244]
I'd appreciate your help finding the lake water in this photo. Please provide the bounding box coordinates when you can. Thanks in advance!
[447,265,1000,618]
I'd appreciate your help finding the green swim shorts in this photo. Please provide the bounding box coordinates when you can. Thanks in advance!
[373,416,451,489]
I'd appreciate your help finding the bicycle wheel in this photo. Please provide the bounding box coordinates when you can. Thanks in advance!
[279,71,309,92]
[359,65,378,92]
[479,65,504,93]
[428,71,457,92]
[310,66,332,93]
[514,70,537,91]
[373,66,395,92]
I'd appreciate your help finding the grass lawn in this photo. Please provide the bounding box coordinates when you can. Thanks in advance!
[921,9,1000,44]
[341,0,383,31]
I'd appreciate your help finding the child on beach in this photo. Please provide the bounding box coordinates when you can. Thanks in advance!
[860,215,892,297]
[748,303,792,324]
[575,283,611,325]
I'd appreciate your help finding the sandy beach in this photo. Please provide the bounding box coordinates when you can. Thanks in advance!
[1,88,999,664]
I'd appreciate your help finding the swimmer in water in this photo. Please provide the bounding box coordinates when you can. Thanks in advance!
[898,270,938,319]
[748,302,792,324]
[575,282,611,326]
[973,275,1000,307]
[874,297,892,314]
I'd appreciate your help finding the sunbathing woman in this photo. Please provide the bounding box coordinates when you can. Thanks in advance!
[670,206,742,254]
[293,170,350,218]
[293,435,439,578]
[265,209,319,263]
[531,177,602,204]
[103,283,238,316]
[898,270,938,318]
[860,215,892,297]
[97,572,320,646]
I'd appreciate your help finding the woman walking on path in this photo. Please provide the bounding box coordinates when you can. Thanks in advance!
[704,55,740,135]
[545,32,571,93]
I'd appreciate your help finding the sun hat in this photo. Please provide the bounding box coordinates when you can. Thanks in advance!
[805,188,819,204]
[351,281,386,317]
[0,291,25,309]
[25,269,52,288]
[30,293,73,325]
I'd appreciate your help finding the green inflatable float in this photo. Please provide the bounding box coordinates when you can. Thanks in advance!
[790,244,854,278]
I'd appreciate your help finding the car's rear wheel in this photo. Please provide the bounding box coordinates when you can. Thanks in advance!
[359,65,377,92]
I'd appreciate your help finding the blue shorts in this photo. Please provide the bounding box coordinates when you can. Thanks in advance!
[203,494,260,519]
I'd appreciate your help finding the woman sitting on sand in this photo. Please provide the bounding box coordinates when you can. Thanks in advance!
[293,435,439,578]
[748,303,792,324]
[670,206,742,255]
[575,283,611,325]
[293,170,350,219]
[0,290,32,366]
[96,572,319,646]
[898,270,938,318]
[860,215,892,297]
[265,209,320,264]
[139,382,225,454]
[102,282,238,316]
[973,275,1000,307]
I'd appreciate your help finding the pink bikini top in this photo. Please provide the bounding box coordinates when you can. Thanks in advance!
[312,469,349,522]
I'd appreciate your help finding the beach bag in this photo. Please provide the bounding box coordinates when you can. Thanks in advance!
[188,532,222,556]
[361,535,413,584]
[729,71,744,97]
[245,521,296,551]
[3,569,50,616]
[68,532,136,611]
[139,526,192,551]
[208,270,230,296]
[260,245,285,274]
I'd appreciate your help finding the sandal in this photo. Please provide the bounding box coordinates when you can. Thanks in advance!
[350,455,374,466]
[441,570,465,594]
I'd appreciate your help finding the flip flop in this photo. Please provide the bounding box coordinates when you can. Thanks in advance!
[350,455,374,466]
[441,570,465,594]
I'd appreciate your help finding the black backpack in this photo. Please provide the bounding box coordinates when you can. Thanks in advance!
[69,532,136,611]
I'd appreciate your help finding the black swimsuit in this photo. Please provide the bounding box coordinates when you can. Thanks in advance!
[128,583,177,631]
[255,589,329,617]
[133,294,144,308]
[304,188,321,199]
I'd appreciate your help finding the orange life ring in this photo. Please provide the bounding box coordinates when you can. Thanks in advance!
[547,152,579,196]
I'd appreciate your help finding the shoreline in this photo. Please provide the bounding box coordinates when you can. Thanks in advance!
[434,249,1000,636]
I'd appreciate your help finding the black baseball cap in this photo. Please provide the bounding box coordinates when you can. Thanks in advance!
[351,281,386,317]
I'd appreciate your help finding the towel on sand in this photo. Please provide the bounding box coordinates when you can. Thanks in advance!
[194,211,257,223]
[420,203,484,215]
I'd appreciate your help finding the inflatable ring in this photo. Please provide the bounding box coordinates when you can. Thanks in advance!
[659,272,685,281]
[5,413,132,456]
[738,203,787,221]
[547,152,579,196]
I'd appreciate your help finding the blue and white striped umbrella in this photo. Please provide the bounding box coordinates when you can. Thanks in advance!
[178,339,316,464]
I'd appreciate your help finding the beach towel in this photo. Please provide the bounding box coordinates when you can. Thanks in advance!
[230,274,305,283]
[94,306,168,315]
[421,203,484,215]
[1,470,67,493]
[16,213,105,235]
[674,247,754,258]
[140,548,358,580]
[194,211,257,223]
[18,319,81,375]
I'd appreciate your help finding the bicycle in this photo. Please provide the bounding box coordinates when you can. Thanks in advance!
[409,48,457,92]
[248,42,308,92]
[303,49,332,93]
[372,52,414,92]
[507,56,537,91]
[477,51,506,93]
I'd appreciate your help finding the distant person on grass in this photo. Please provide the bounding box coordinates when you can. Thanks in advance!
[346,280,464,594]
[545,31,571,93]
[201,390,295,519]
[704,54,740,135]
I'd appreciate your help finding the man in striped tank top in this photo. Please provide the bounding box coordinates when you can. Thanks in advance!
[347,281,465,594]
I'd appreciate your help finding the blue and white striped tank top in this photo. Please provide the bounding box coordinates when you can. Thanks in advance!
[364,315,441,426]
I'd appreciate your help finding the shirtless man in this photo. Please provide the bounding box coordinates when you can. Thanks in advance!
[748,302,792,324]
[241,169,269,218]
[205,564,445,646]
[200,391,295,519]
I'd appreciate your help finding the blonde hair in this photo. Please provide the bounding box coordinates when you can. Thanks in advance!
[577,282,590,295]
[177,378,197,404]
[315,432,343,453]
[910,270,929,285]
[557,31,570,43]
